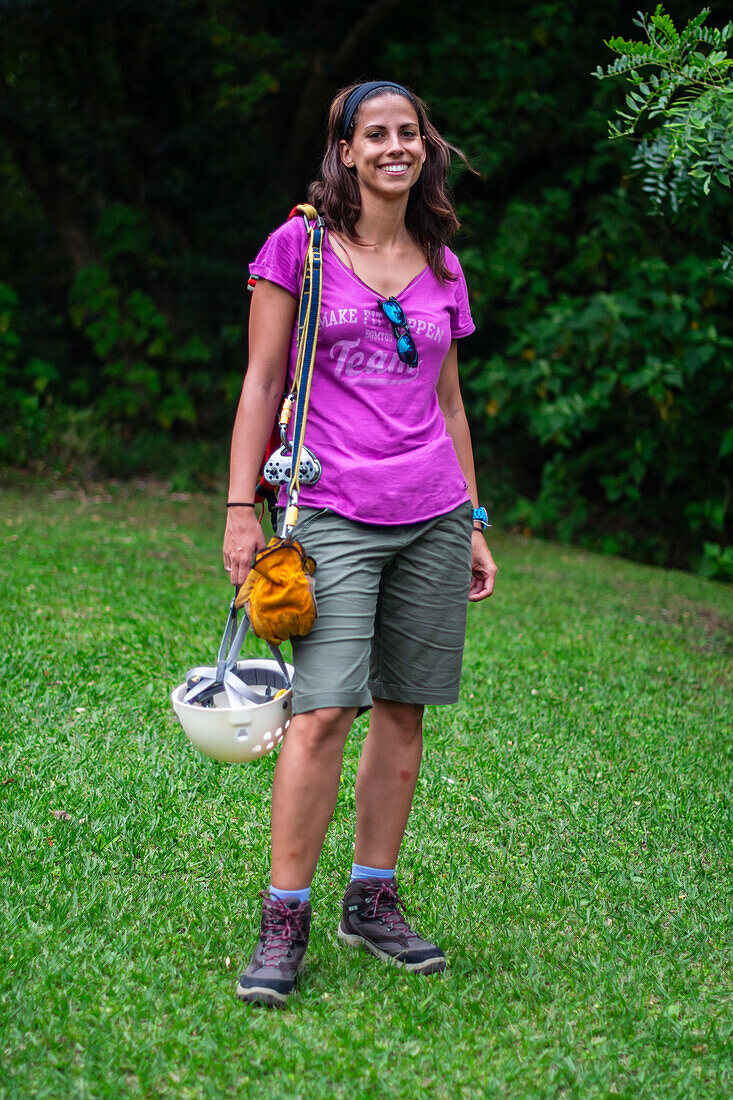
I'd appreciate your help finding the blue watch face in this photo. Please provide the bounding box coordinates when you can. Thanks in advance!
[472,507,488,524]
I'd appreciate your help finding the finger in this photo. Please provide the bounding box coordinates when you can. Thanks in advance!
[468,575,484,599]
[231,564,247,588]
[468,570,495,601]
[482,571,496,597]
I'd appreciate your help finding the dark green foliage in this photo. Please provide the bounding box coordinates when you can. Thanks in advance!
[595,5,733,238]
[0,281,61,465]
[0,0,731,571]
[465,253,733,572]
[586,4,733,572]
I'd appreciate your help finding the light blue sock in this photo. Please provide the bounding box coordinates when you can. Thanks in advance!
[350,863,396,881]
[270,884,310,904]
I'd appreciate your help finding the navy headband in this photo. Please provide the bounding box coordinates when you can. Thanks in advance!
[340,81,415,139]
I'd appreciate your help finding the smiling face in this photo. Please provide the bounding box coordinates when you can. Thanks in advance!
[339,94,426,201]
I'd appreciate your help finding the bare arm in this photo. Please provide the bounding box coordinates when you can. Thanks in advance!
[223,279,297,586]
[436,340,497,601]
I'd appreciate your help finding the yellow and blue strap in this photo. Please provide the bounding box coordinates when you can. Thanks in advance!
[281,204,325,536]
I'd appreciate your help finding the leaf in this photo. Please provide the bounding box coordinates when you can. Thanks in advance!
[651,8,680,46]
[719,428,733,458]
[51,809,73,822]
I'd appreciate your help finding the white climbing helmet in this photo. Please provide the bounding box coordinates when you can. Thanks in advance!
[171,657,293,763]
[171,600,294,764]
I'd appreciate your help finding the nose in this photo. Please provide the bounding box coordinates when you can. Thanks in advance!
[386,129,405,155]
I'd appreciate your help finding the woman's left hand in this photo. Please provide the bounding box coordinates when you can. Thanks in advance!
[469,532,497,601]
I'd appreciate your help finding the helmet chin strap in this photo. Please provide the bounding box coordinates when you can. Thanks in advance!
[183,598,291,709]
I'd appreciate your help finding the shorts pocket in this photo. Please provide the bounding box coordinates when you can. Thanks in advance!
[293,507,330,538]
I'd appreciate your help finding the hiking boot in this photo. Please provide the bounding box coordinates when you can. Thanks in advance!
[337,878,446,974]
[236,892,311,1008]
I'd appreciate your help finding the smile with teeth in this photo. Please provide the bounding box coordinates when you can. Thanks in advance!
[378,163,409,175]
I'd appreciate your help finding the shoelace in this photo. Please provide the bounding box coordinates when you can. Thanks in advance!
[259,892,308,965]
[362,880,413,935]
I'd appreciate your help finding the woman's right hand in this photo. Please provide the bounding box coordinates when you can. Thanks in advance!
[223,508,267,588]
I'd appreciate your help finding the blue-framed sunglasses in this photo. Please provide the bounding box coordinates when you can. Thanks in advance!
[378,297,418,367]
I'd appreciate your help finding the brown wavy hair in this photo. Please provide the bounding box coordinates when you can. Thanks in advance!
[307,83,475,284]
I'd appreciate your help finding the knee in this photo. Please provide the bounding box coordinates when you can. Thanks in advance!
[374,700,424,743]
[293,706,356,752]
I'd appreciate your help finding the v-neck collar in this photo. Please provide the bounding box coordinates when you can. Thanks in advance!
[325,229,430,300]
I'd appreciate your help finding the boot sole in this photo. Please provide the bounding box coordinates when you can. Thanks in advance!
[337,923,446,974]
[235,956,307,1008]
[235,982,288,1008]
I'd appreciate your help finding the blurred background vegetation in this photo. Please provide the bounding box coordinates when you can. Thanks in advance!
[0,0,731,576]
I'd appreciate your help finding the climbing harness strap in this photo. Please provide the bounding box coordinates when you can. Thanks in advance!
[234,206,324,652]
[276,204,325,540]
[249,204,325,539]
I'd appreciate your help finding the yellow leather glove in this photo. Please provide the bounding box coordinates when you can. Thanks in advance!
[235,536,317,647]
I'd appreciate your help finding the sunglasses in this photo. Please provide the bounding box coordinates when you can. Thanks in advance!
[378,297,418,367]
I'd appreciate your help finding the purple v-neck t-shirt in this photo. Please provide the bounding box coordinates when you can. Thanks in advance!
[249,217,475,525]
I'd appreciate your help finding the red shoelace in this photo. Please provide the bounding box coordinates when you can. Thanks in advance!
[259,893,308,964]
[361,880,412,935]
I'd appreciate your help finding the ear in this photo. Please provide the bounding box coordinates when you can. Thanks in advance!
[421,135,427,165]
[339,139,354,169]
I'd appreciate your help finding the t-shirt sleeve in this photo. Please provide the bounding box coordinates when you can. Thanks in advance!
[445,248,475,338]
[248,218,306,298]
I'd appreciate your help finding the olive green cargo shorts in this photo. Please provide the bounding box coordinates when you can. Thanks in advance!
[282,501,473,714]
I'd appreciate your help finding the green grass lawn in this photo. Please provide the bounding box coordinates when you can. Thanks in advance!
[2,480,732,1099]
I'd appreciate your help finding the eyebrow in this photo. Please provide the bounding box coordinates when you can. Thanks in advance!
[362,121,419,130]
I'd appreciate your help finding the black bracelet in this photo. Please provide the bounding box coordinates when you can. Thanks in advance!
[226,502,255,508]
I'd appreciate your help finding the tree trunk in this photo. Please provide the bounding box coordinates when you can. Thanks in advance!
[0,88,100,274]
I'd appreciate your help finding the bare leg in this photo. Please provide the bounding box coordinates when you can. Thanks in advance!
[353,698,424,869]
[270,706,357,889]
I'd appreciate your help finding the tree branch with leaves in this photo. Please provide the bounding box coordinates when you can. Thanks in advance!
[594,4,733,272]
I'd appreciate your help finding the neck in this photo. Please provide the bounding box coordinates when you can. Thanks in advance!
[353,190,411,249]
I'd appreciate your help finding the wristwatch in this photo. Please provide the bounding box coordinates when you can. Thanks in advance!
[472,506,490,530]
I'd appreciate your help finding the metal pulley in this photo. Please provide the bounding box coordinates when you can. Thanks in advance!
[263,444,322,488]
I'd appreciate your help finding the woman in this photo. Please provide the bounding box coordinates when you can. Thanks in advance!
[224,80,497,1008]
